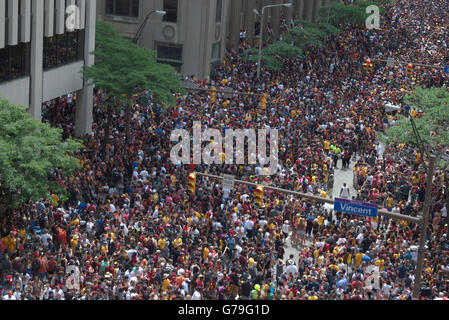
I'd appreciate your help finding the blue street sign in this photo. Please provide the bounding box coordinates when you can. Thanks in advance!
[334,198,378,218]
[444,66,449,74]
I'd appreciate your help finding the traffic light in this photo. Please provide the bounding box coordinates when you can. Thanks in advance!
[254,185,264,207]
[407,63,413,76]
[260,94,267,109]
[365,59,373,73]
[211,87,216,103]
[362,62,368,72]
[187,173,196,195]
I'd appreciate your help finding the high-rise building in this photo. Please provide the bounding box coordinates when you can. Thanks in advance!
[0,0,97,136]
[97,0,340,79]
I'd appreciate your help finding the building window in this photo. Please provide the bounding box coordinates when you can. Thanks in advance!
[211,42,221,61]
[0,43,31,83]
[105,0,139,18]
[43,30,85,70]
[163,0,178,23]
[156,43,182,73]
[210,42,221,74]
[0,49,10,82]
[216,0,222,23]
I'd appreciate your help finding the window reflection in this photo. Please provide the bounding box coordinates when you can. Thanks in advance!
[0,43,31,83]
[43,30,84,70]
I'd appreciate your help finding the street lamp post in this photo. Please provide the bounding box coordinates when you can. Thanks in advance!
[256,3,292,79]
[133,10,166,45]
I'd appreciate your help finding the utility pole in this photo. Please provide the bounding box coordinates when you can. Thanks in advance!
[413,154,436,299]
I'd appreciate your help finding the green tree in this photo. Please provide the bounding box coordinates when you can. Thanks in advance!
[244,20,339,71]
[0,99,82,209]
[382,87,449,150]
[317,1,388,28]
[381,86,449,221]
[83,21,184,154]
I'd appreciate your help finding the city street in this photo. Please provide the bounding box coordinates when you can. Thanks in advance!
[284,158,358,259]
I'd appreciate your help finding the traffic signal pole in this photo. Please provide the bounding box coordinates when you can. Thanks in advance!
[183,87,266,97]
[369,57,447,71]
[194,172,421,223]
[412,154,436,299]
[195,169,435,298]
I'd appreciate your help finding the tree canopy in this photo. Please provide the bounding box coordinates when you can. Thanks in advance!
[244,20,339,71]
[381,87,449,167]
[317,1,389,28]
[0,99,82,208]
[82,21,186,155]
[83,21,185,107]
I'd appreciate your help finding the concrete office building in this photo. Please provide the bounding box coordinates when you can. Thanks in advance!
[0,0,97,136]
[97,0,341,79]
[97,0,231,79]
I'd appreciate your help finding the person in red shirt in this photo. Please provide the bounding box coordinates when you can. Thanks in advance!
[47,256,57,275]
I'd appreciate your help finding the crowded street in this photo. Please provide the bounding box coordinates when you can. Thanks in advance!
[0,0,448,301]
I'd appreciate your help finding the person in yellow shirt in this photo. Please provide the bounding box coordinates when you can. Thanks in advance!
[324,140,330,153]
[393,252,400,261]
[313,248,320,261]
[50,194,59,206]
[162,274,170,291]
[294,179,300,191]
[374,258,385,271]
[101,244,109,256]
[106,230,115,240]
[7,235,16,254]
[2,235,10,253]
[333,247,339,258]
[317,254,324,266]
[329,263,339,271]
[355,251,364,267]
[158,237,166,249]
[71,217,80,227]
[173,236,182,248]
[203,246,210,260]
[385,195,394,210]
[347,252,353,265]
[291,110,296,118]
[318,215,324,226]
[70,234,79,251]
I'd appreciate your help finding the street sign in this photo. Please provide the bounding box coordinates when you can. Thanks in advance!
[386,57,396,67]
[222,174,235,190]
[444,66,449,73]
[334,198,378,218]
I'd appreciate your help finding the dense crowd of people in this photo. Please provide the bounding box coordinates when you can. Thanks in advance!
[0,0,448,300]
